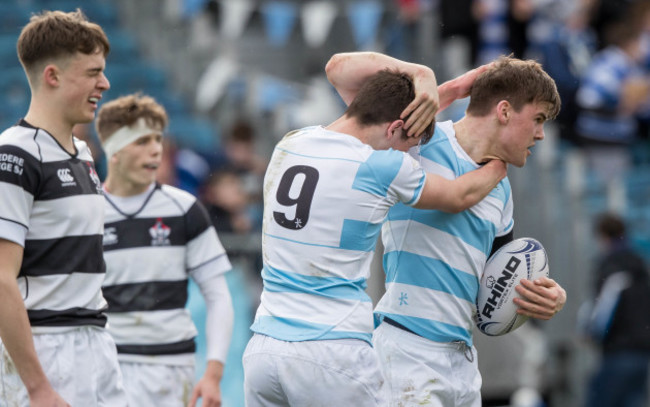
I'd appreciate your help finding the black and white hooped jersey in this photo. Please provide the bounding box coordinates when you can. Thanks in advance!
[0,121,107,330]
[102,183,231,362]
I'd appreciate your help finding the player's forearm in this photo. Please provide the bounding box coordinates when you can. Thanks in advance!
[203,360,224,385]
[192,270,234,362]
[325,52,435,106]
[417,160,506,212]
[438,63,492,113]
[451,160,507,212]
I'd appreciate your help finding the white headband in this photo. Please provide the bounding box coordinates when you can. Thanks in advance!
[101,117,163,159]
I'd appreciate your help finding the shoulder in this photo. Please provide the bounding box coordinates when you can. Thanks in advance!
[159,184,199,211]
[0,125,42,161]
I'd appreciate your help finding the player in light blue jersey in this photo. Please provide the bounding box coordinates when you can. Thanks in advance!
[328,54,568,407]
[242,54,508,407]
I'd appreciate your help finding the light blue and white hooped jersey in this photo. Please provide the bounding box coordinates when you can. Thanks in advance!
[375,121,513,346]
[251,126,427,344]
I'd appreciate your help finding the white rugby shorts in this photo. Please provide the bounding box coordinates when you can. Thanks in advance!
[120,361,195,407]
[243,333,387,407]
[373,322,481,407]
[0,326,127,406]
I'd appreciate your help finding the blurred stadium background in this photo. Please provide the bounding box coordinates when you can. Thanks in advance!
[2,0,650,406]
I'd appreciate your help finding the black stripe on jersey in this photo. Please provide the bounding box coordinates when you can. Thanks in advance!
[20,235,105,276]
[37,158,103,200]
[117,339,196,355]
[103,216,190,251]
[184,201,213,241]
[103,280,189,312]
[0,144,43,196]
[28,307,107,327]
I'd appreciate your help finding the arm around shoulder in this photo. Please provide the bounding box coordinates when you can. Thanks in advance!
[415,160,507,212]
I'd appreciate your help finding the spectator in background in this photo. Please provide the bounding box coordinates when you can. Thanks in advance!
[574,15,650,183]
[385,0,422,62]
[213,119,268,228]
[538,0,597,145]
[583,213,650,407]
[203,169,253,235]
[438,0,479,79]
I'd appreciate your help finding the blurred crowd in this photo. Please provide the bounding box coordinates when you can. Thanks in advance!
[393,0,650,185]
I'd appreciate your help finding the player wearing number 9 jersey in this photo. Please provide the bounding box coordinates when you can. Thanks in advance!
[242,53,507,407]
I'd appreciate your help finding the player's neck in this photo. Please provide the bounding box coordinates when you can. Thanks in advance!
[24,104,76,153]
[325,116,388,149]
[453,117,500,165]
[103,176,154,197]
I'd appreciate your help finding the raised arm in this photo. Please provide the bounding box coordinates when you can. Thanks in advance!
[325,52,438,137]
[415,160,507,213]
[437,63,493,113]
[0,239,69,406]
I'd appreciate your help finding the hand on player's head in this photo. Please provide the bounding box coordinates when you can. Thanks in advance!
[401,72,438,138]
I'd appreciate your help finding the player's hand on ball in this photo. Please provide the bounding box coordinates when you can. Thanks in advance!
[513,277,566,320]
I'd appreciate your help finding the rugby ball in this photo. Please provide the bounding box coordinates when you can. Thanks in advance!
[475,237,549,336]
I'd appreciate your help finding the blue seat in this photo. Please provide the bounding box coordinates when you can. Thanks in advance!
[104,29,139,63]
[0,34,20,69]
[0,3,31,35]
[104,62,167,97]
[167,116,220,152]
[33,0,119,27]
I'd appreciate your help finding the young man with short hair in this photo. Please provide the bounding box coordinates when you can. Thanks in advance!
[0,9,126,406]
[96,93,235,407]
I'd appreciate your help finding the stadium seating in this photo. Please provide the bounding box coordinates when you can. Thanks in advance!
[0,0,220,156]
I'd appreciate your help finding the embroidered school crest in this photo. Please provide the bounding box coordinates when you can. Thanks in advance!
[149,218,171,246]
[86,162,102,193]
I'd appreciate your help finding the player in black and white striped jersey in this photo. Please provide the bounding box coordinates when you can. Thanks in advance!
[0,9,127,407]
[96,93,234,407]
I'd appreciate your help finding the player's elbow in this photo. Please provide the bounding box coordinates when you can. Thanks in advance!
[325,54,343,81]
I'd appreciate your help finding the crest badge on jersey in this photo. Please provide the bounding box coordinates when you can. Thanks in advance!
[149,218,171,246]
[103,227,118,246]
[86,162,102,193]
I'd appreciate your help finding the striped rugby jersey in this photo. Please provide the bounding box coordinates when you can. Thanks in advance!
[575,45,646,143]
[0,121,107,330]
[251,126,426,344]
[102,183,231,363]
[375,121,513,346]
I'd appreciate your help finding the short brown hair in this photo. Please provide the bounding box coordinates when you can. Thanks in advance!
[17,9,110,77]
[595,213,626,240]
[466,56,561,119]
[345,69,435,144]
[95,93,168,143]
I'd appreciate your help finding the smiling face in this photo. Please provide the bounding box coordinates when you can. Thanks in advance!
[496,101,550,167]
[57,50,110,125]
[111,132,163,195]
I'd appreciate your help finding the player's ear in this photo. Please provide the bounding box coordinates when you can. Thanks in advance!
[496,100,510,125]
[43,64,60,88]
[386,119,404,140]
